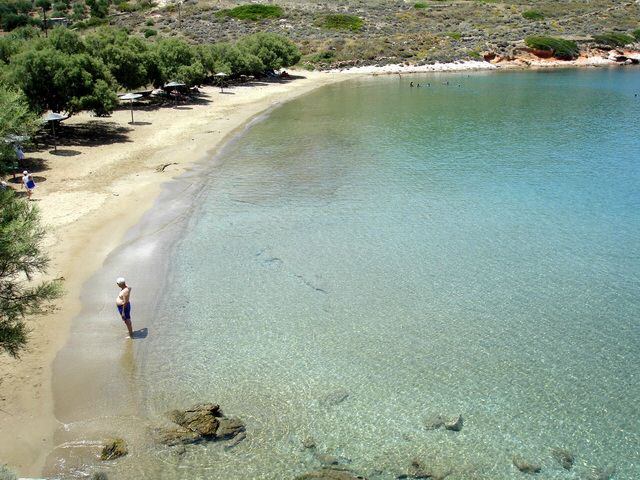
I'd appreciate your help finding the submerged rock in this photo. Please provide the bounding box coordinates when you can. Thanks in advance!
[423,415,446,430]
[551,448,574,470]
[512,455,541,474]
[302,436,317,449]
[100,438,128,461]
[295,467,367,480]
[444,416,463,431]
[397,459,450,479]
[321,389,350,406]
[91,473,109,480]
[586,466,616,480]
[156,403,245,446]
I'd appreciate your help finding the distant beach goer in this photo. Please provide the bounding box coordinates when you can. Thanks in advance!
[417,83,421,87]
[0,180,7,191]
[116,277,134,338]
[25,174,35,200]
[16,145,24,163]
[410,82,414,87]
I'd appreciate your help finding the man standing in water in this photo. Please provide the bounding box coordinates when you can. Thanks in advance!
[116,277,133,338]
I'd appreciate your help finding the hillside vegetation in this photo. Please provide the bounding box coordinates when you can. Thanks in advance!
[0,0,638,69]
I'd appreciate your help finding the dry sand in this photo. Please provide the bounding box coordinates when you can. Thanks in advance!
[0,70,345,476]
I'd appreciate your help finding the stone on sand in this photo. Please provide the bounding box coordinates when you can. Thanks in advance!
[512,455,541,474]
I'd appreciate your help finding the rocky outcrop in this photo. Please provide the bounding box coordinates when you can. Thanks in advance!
[156,403,245,447]
[100,438,128,461]
[444,416,463,431]
[512,455,541,474]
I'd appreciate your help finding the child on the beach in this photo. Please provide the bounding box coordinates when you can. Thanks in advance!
[25,174,35,200]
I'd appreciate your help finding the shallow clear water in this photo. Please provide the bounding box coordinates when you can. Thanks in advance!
[100,69,640,479]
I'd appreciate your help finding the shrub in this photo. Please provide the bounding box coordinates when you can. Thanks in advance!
[522,10,544,20]
[525,36,579,60]
[592,32,635,47]
[145,18,154,26]
[446,32,462,40]
[318,14,363,32]
[216,4,283,21]
[144,27,156,37]
[633,29,640,41]
[1,13,30,31]
[237,32,300,71]
[414,2,427,8]
[0,464,17,480]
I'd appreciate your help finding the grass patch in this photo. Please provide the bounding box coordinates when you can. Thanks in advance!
[144,28,157,37]
[318,14,363,32]
[525,36,579,60]
[592,32,634,47]
[446,32,462,40]
[522,10,544,21]
[216,4,284,21]
[633,29,640,41]
[413,2,428,8]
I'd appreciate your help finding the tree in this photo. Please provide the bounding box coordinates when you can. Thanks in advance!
[0,190,62,358]
[8,46,119,115]
[237,33,300,72]
[151,38,206,86]
[35,0,51,37]
[0,86,40,174]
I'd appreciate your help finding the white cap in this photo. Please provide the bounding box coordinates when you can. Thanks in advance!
[116,277,126,285]
[23,170,28,175]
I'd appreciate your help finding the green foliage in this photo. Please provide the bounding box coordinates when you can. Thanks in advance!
[413,2,427,8]
[71,1,86,20]
[71,15,107,29]
[592,32,634,47]
[318,14,363,32]
[48,27,85,54]
[86,0,108,18]
[446,32,462,40]
[145,18,154,26]
[0,189,63,358]
[216,4,283,21]
[144,27,157,37]
[633,29,640,41]
[522,10,544,21]
[237,32,301,71]
[525,36,579,60]
[0,86,40,173]
[151,38,206,85]
[201,42,262,76]
[8,46,118,114]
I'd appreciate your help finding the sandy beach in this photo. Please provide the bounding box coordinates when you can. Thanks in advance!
[0,57,637,476]
[0,70,345,476]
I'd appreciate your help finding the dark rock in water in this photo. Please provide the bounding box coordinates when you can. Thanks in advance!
[423,415,446,430]
[168,403,221,436]
[224,431,246,450]
[512,455,542,474]
[444,416,463,431]
[91,473,109,480]
[100,438,128,461]
[295,467,367,480]
[174,445,187,456]
[551,448,574,470]
[217,417,245,439]
[398,459,450,479]
[587,466,616,480]
[157,403,245,446]
[302,436,317,449]
[156,426,201,446]
[321,389,350,406]
[316,454,341,465]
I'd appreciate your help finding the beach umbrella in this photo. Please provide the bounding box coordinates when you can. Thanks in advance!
[215,72,228,93]
[164,81,186,89]
[119,93,143,124]
[43,112,68,152]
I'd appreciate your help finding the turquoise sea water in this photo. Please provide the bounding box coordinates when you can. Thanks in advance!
[62,69,640,479]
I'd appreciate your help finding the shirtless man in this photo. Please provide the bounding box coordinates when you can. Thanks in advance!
[116,277,133,338]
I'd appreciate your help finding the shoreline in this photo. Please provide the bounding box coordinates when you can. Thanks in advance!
[0,70,346,476]
[0,59,637,476]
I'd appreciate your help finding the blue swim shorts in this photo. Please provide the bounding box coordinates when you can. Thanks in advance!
[117,303,131,321]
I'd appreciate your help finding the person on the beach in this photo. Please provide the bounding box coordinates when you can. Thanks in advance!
[25,174,35,200]
[21,170,28,189]
[116,277,133,338]
[16,145,24,164]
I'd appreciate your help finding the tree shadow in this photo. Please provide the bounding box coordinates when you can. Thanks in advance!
[129,121,153,126]
[20,156,49,174]
[31,121,133,152]
[50,149,81,157]
[126,92,214,112]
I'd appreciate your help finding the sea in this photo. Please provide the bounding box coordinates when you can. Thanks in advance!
[49,68,639,479]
